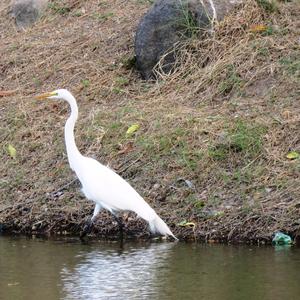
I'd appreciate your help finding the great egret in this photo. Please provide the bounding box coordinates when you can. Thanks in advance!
[36,89,177,240]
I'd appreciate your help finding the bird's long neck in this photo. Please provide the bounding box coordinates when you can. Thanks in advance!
[64,95,83,170]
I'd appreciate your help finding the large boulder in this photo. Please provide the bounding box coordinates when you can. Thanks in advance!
[11,0,48,28]
[135,0,244,79]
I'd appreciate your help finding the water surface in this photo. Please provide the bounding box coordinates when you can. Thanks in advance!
[1,236,300,299]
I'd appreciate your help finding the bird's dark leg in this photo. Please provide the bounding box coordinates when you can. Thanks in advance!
[80,219,93,240]
[80,203,102,241]
[112,214,124,241]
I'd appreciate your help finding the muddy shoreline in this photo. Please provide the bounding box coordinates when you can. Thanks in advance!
[1,196,300,245]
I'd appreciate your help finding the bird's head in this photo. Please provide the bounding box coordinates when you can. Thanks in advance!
[35,89,72,101]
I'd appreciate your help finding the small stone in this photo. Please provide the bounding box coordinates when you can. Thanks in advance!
[11,0,49,28]
[265,187,272,193]
[153,183,160,190]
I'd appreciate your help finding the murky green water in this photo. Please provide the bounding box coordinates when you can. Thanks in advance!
[1,236,300,300]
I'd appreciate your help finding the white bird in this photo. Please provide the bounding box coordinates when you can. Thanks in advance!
[36,89,177,240]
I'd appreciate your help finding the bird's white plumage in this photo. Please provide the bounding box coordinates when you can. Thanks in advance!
[76,156,156,221]
[39,89,176,239]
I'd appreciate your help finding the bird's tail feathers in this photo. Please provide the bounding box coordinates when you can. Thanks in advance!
[149,215,177,240]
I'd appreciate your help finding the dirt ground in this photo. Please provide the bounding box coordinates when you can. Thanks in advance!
[0,0,299,244]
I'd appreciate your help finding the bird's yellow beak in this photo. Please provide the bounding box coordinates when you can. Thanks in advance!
[35,91,58,100]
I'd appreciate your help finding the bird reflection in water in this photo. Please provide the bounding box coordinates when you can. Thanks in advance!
[60,242,175,299]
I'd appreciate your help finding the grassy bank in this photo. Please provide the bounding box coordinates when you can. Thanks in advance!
[0,0,299,243]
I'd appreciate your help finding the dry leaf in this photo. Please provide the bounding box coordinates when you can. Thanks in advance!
[117,142,134,155]
[286,151,299,160]
[250,24,268,33]
[0,90,15,97]
[178,220,196,228]
[126,124,140,137]
[7,144,17,158]
[282,110,292,119]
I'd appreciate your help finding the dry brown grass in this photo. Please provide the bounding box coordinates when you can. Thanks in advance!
[0,0,299,243]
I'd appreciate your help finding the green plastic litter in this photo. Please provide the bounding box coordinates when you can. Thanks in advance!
[272,232,292,245]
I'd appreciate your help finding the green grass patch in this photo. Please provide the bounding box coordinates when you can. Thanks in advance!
[48,1,71,15]
[112,76,130,94]
[279,56,300,77]
[179,3,201,38]
[81,79,90,88]
[92,12,114,21]
[208,119,267,161]
[136,126,204,171]
[255,0,278,13]
[135,0,154,4]
[218,65,245,95]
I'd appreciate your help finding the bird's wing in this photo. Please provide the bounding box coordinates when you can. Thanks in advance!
[76,157,156,221]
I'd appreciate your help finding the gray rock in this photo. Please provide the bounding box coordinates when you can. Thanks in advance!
[135,0,245,79]
[135,0,210,79]
[11,0,48,28]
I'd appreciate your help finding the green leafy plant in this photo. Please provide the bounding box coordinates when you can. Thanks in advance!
[255,0,278,13]
[178,1,201,38]
[48,1,71,15]
[279,56,300,76]
[218,65,244,95]
[209,119,266,161]
[81,79,90,88]
[92,12,114,21]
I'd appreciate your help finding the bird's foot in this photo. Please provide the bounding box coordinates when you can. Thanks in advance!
[80,220,93,241]
[112,215,124,242]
